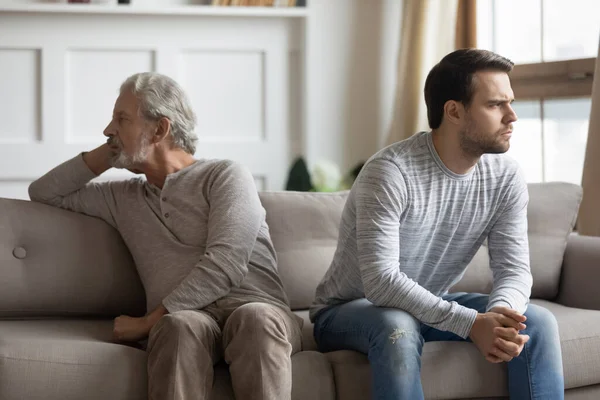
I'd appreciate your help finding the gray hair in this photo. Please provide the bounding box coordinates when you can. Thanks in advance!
[120,72,198,155]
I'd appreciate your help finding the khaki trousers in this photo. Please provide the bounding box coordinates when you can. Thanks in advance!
[147,302,302,400]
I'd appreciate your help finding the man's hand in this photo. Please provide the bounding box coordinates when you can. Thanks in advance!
[492,325,529,361]
[113,305,169,342]
[113,315,152,342]
[488,306,530,361]
[83,143,112,176]
[469,311,529,363]
[489,306,526,325]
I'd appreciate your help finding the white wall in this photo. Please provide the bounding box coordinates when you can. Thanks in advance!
[304,0,402,173]
[0,0,402,198]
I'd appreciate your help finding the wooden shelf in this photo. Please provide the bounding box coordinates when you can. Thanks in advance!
[0,3,308,17]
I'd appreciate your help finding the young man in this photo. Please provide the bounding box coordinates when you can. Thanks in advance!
[310,49,564,400]
[29,72,302,400]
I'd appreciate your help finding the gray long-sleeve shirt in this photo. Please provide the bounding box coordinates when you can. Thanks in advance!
[29,154,292,318]
[309,131,532,339]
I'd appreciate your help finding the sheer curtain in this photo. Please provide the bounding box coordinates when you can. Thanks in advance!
[578,40,600,236]
[455,0,477,49]
[386,0,471,146]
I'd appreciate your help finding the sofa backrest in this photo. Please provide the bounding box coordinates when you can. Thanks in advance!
[261,182,582,310]
[0,198,146,318]
[0,182,582,317]
[451,182,582,299]
[259,191,347,310]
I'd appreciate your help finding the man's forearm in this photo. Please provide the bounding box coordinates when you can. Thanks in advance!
[28,143,116,221]
[82,144,112,176]
[147,304,169,327]
[486,274,532,314]
[29,145,108,206]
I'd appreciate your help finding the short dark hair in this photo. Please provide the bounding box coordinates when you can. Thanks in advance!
[424,49,514,129]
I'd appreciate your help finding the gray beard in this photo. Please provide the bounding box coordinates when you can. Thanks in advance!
[109,152,137,169]
[108,135,151,169]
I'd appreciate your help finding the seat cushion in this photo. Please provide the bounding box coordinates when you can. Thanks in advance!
[531,299,600,390]
[295,310,318,351]
[212,352,336,400]
[291,351,336,400]
[318,300,600,399]
[0,319,147,400]
[326,339,508,400]
[0,319,335,400]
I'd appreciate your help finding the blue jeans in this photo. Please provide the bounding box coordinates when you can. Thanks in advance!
[313,293,564,400]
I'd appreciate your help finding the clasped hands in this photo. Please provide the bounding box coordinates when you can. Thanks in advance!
[469,306,530,364]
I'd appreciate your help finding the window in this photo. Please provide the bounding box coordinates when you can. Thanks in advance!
[477,0,599,184]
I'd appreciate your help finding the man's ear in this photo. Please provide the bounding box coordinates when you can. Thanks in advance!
[443,100,465,126]
[153,117,171,143]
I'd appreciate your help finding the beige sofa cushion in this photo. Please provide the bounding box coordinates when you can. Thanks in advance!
[0,198,146,318]
[262,183,581,311]
[319,299,600,399]
[0,182,580,319]
[0,320,335,400]
[0,320,148,400]
[260,191,347,310]
[452,182,582,299]
[532,300,600,390]
[325,343,508,400]
[295,310,318,351]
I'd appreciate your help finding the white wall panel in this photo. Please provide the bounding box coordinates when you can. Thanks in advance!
[180,50,264,142]
[0,48,40,144]
[0,12,300,191]
[253,176,266,191]
[0,1,398,195]
[0,181,31,200]
[66,49,155,144]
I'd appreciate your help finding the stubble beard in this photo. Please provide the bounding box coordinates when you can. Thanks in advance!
[459,118,510,158]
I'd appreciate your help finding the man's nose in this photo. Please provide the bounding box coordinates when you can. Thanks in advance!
[103,122,114,137]
[505,105,518,124]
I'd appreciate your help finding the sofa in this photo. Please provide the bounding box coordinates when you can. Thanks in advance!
[1,181,600,399]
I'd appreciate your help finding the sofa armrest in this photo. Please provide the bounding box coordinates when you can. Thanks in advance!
[556,234,600,310]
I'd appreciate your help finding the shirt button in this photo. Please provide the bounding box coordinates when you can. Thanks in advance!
[162,197,167,202]
[164,213,170,218]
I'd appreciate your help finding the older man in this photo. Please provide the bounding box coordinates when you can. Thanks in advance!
[29,72,302,400]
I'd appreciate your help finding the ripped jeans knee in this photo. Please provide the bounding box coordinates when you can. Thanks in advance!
[369,313,424,372]
[313,299,424,365]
